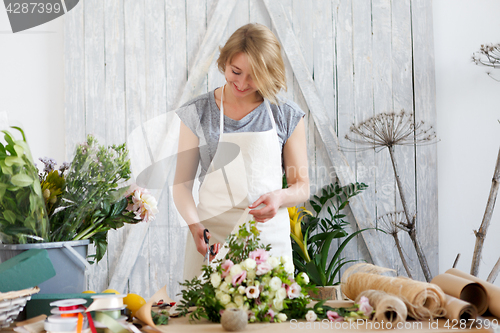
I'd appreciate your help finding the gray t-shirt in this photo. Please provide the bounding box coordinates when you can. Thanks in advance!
[176,89,305,182]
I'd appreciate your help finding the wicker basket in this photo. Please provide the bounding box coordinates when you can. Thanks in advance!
[0,287,40,328]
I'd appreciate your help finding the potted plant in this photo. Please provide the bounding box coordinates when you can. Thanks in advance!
[0,128,158,293]
[288,181,370,300]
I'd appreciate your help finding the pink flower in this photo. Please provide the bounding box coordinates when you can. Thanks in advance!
[327,311,344,322]
[256,262,272,275]
[266,309,275,322]
[232,271,247,287]
[358,296,373,317]
[249,249,269,264]
[126,187,159,223]
[287,282,301,299]
[221,259,234,278]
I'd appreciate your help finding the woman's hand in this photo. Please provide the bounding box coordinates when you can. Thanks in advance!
[249,191,281,223]
[189,223,221,259]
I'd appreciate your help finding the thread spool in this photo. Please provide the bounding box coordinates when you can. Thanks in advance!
[221,309,248,331]
[356,290,407,326]
[46,299,90,333]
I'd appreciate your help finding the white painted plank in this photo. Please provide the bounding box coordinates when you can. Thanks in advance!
[187,0,208,93]
[103,0,127,290]
[143,0,167,299]
[83,0,108,292]
[249,0,272,27]
[165,0,187,299]
[263,0,391,269]
[411,0,439,278]
[63,0,85,160]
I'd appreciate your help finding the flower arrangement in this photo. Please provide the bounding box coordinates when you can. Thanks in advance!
[304,295,373,323]
[0,130,158,263]
[177,221,374,324]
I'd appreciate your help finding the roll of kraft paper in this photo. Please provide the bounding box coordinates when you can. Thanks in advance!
[443,295,477,321]
[446,268,500,318]
[356,290,407,326]
[431,273,488,315]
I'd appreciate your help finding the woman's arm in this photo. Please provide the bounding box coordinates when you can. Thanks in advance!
[172,121,210,256]
[249,118,310,222]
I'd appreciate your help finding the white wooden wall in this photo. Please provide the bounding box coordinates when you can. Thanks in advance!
[64,0,438,299]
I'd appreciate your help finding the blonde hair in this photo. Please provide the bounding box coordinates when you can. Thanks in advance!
[217,23,286,104]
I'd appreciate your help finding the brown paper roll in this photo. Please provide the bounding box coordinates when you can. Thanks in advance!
[446,268,500,318]
[443,295,477,321]
[431,273,488,315]
[135,285,174,330]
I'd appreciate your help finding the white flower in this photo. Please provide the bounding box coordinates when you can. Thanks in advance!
[275,287,287,300]
[210,273,221,288]
[358,296,373,317]
[229,264,243,277]
[245,286,260,299]
[277,313,287,322]
[243,258,257,270]
[220,281,230,293]
[266,256,280,269]
[306,310,317,322]
[269,276,282,291]
[215,290,225,300]
[284,261,294,275]
[272,298,284,311]
[220,294,231,305]
[299,272,310,284]
[234,295,244,307]
[225,302,237,309]
[281,256,292,265]
[256,262,272,275]
[238,286,246,294]
[247,269,256,280]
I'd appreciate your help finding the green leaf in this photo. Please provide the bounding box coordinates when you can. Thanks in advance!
[0,142,6,155]
[0,160,13,175]
[11,174,33,187]
[13,144,24,157]
[10,126,27,142]
[4,156,25,166]
[2,130,16,147]
[3,210,16,224]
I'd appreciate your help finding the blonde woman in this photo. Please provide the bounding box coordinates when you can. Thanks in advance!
[173,23,309,280]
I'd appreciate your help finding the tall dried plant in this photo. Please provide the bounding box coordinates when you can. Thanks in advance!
[472,43,500,81]
[378,211,413,279]
[345,111,437,282]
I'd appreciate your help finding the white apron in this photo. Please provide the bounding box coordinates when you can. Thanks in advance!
[183,86,291,281]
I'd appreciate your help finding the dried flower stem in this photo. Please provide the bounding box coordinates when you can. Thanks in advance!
[471,146,500,277]
[487,256,500,283]
[379,212,413,279]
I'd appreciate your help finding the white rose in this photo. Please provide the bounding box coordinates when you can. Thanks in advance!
[272,298,284,311]
[269,276,282,291]
[230,264,243,277]
[215,290,225,300]
[284,261,294,275]
[275,287,287,300]
[277,313,287,322]
[220,281,230,293]
[266,256,280,269]
[225,302,237,309]
[247,269,256,280]
[243,258,257,270]
[220,294,231,305]
[238,286,246,294]
[305,310,317,322]
[281,256,292,265]
[210,272,221,288]
[300,272,310,284]
[234,295,244,307]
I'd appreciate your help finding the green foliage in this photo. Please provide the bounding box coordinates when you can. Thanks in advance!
[291,181,371,286]
[151,310,169,325]
[0,127,49,243]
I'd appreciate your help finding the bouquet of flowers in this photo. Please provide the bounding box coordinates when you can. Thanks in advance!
[0,130,159,263]
[177,221,374,324]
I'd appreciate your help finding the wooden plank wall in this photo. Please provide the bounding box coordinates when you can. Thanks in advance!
[64,0,438,299]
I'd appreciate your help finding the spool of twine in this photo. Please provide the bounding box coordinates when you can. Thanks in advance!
[356,290,407,326]
[342,264,446,320]
[221,309,248,331]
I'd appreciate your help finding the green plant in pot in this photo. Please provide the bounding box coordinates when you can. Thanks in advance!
[288,181,369,298]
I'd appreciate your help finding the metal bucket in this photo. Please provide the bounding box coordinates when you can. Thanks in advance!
[0,240,90,294]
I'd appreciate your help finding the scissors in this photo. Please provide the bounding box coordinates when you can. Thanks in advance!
[203,229,217,263]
